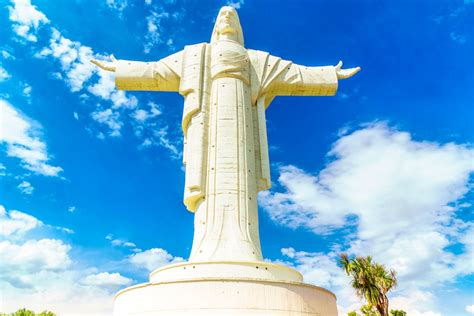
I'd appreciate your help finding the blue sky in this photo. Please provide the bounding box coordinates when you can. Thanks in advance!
[0,0,473,315]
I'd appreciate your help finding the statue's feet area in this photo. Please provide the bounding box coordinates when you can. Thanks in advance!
[113,261,338,315]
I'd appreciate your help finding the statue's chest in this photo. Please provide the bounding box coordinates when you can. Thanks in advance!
[211,41,250,84]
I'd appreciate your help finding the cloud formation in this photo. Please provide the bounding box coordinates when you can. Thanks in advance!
[17,180,34,195]
[0,65,10,81]
[261,122,474,315]
[261,122,473,236]
[81,272,132,287]
[0,205,42,237]
[0,100,63,176]
[6,0,183,159]
[0,205,133,314]
[8,0,49,42]
[129,248,184,271]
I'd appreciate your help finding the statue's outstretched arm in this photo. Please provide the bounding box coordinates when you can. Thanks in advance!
[90,51,183,92]
[264,58,361,98]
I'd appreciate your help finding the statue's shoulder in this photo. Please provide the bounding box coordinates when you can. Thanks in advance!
[247,49,269,60]
[184,42,209,50]
[247,49,287,65]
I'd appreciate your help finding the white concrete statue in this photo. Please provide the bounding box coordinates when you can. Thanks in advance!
[92,6,359,315]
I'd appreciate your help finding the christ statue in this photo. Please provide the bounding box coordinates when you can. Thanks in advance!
[92,6,360,264]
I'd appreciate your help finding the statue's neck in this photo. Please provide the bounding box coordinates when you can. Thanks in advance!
[216,33,240,44]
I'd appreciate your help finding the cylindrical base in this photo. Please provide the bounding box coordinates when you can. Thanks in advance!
[114,278,338,316]
[149,260,303,283]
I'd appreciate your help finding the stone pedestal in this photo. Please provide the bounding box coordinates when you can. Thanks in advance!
[114,261,338,316]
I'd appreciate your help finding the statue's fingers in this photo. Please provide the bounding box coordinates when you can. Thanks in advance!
[351,66,361,75]
[335,60,343,69]
[338,67,361,79]
[90,59,101,67]
[341,70,351,79]
[110,54,117,61]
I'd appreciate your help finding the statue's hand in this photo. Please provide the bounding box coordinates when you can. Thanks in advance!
[91,55,117,72]
[335,61,361,79]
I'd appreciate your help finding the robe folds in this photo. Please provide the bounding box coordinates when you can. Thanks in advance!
[115,42,338,213]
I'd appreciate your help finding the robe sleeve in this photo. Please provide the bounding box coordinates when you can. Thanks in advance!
[248,50,338,108]
[115,51,183,91]
[267,63,338,97]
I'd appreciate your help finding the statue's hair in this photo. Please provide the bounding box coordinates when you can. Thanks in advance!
[210,6,244,46]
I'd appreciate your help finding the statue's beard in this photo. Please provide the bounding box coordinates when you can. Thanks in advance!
[217,24,236,36]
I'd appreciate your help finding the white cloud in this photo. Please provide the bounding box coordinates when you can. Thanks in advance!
[56,226,75,234]
[73,111,79,120]
[467,305,474,314]
[111,239,135,247]
[38,29,137,137]
[226,0,245,9]
[17,180,34,195]
[0,65,10,81]
[106,0,128,11]
[68,206,76,213]
[0,205,131,314]
[278,248,362,315]
[0,100,63,176]
[450,32,467,44]
[91,108,123,137]
[280,247,347,289]
[81,272,132,287]
[148,102,161,116]
[1,50,14,60]
[389,291,442,316]
[105,234,136,248]
[261,122,474,314]
[0,238,72,274]
[42,28,96,92]
[131,103,180,157]
[8,0,49,42]
[153,127,181,158]
[132,102,161,123]
[129,248,183,271]
[88,71,138,109]
[142,4,182,54]
[0,205,42,236]
[22,82,32,97]
[144,10,168,53]
[1,271,115,314]
[279,247,445,316]
[133,109,149,122]
[10,1,182,156]
[262,122,473,235]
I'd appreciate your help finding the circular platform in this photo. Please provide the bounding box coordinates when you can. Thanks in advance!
[114,261,337,315]
[114,278,337,316]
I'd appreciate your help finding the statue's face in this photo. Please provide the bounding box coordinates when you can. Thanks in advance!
[216,8,239,37]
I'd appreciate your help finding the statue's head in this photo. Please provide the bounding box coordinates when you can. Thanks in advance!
[211,6,244,46]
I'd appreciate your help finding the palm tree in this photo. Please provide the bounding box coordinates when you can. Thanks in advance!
[390,310,406,316]
[339,254,397,316]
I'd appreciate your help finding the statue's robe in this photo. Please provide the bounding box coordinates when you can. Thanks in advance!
[115,41,337,261]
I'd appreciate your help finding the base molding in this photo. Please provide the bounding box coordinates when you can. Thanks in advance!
[114,277,338,316]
